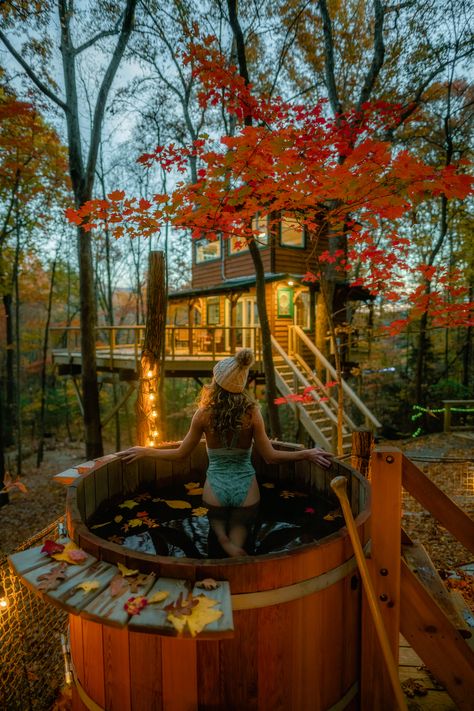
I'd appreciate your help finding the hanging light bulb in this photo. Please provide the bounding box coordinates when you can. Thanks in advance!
[0,596,8,610]
[151,410,157,418]
[149,393,155,402]
[147,370,153,378]
[152,430,158,438]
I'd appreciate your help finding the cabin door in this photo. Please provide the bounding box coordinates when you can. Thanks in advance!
[226,297,259,351]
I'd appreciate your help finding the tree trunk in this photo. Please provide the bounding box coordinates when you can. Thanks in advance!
[462,283,473,389]
[2,293,14,447]
[13,210,22,476]
[415,305,429,404]
[136,251,167,446]
[37,257,57,468]
[0,371,8,507]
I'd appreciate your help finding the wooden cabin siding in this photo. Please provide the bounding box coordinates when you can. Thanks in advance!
[223,247,272,280]
[192,259,223,289]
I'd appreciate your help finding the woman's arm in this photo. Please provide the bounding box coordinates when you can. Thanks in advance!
[252,407,333,468]
[116,410,205,464]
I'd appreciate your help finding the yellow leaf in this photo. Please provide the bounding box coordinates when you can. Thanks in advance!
[159,499,192,510]
[262,482,275,489]
[91,521,111,529]
[167,595,223,637]
[76,580,101,594]
[52,542,87,565]
[117,562,139,577]
[114,515,123,523]
[192,507,209,517]
[127,518,143,528]
[148,590,170,604]
[187,487,204,496]
[184,482,201,491]
[119,500,139,510]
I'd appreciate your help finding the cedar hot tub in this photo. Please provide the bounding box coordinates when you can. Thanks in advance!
[65,441,370,711]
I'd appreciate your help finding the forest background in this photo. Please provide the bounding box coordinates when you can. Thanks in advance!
[0,0,473,484]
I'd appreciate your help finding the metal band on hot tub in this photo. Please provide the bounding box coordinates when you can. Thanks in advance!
[231,540,371,610]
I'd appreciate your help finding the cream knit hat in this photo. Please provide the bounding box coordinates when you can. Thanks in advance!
[213,348,254,393]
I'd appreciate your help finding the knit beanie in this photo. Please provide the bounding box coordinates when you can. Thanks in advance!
[213,348,254,393]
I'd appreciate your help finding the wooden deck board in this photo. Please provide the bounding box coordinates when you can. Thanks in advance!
[399,635,459,710]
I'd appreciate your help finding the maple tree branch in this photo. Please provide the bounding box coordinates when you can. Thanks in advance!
[357,0,385,110]
[317,0,343,117]
[0,29,67,111]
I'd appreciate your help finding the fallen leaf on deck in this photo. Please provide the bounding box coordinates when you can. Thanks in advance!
[124,595,148,616]
[154,498,192,509]
[91,521,111,529]
[192,507,209,517]
[52,542,87,564]
[37,563,67,591]
[41,540,65,556]
[117,562,139,577]
[166,592,223,637]
[119,500,139,510]
[196,578,219,590]
[148,590,170,604]
[109,574,129,597]
[76,580,101,594]
[129,573,153,593]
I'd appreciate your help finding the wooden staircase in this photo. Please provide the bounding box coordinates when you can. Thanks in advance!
[271,327,381,453]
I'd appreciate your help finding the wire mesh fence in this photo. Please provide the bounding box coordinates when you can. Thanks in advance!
[0,518,68,711]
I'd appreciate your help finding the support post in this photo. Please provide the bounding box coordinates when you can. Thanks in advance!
[351,427,374,478]
[361,446,402,710]
[136,251,166,446]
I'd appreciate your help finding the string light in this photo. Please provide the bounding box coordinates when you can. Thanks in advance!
[411,404,474,437]
[0,596,8,610]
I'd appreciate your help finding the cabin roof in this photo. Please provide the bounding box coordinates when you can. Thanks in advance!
[168,273,305,301]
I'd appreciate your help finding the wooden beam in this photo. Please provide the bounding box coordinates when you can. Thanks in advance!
[361,446,403,711]
[402,455,474,556]
[400,559,474,710]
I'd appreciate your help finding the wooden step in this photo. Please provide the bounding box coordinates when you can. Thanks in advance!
[402,541,471,638]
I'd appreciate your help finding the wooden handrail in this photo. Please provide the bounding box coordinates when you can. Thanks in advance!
[402,454,474,556]
[291,326,382,429]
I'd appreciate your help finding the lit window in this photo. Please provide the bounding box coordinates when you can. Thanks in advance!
[229,214,269,255]
[195,238,221,263]
[207,298,220,325]
[280,214,305,248]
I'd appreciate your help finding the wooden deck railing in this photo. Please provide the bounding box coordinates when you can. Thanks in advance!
[50,325,263,367]
[363,447,474,709]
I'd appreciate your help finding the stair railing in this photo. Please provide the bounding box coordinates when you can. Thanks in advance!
[291,326,381,430]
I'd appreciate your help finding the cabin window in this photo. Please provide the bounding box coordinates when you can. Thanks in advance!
[195,237,221,263]
[193,305,202,326]
[228,214,269,255]
[295,292,310,330]
[173,306,188,325]
[280,214,305,248]
[206,297,220,325]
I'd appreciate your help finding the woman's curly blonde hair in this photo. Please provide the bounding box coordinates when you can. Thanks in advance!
[198,382,255,438]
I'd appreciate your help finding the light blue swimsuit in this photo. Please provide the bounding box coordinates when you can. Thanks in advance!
[206,431,255,507]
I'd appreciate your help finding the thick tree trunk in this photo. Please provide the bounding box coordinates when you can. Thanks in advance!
[136,251,167,446]
[462,283,473,389]
[0,371,8,507]
[415,306,429,404]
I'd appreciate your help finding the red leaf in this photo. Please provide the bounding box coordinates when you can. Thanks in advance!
[64,208,82,225]
[41,540,65,556]
[107,190,125,201]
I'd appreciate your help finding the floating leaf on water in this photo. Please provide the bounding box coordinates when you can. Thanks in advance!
[158,499,192,510]
[119,500,139,510]
[91,521,112,529]
[262,482,275,489]
[185,482,201,491]
[114,515,123,523]
[187,488,204,496]
[127,518,144,528]
[305,507,315,514]
[323,509,342,521]
[192,507,209,517]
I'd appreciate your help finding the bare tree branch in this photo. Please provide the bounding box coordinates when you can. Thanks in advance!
[357,0,385,110]
[74,27,121,56]
[0,29,67,111]
[317,0,343,116]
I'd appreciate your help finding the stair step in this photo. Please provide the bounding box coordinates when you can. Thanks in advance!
[450,590,474,650]
[402,541,472,639]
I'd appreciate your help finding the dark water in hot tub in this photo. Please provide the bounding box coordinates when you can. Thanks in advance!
[88,480,342,558]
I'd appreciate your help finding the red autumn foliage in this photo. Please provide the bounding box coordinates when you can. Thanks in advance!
[66,39,474,333]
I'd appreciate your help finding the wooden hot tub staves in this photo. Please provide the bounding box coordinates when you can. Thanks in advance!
[14,442,371,711]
